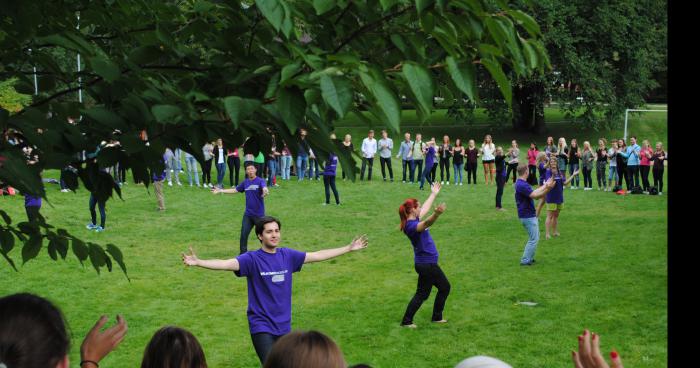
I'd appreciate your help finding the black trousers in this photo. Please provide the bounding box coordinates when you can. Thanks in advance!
[402,159,414,182]
[360,157,374,180]
[582,167,593,188]
[627,165,640,188]
[380,157,394,180]
[202,159,213,184]
[596,162,607,188]
[26,206,41,223]
[323,175,340,204]
[430,163,438,182]
[89,194,106,228]
[240,215,262,255]
[653,167,664,192]
[412,159,423,183]
[527,164,537,185]
[466,162,478,184]
[495,173,505,208]
[228,156,240,187]
[439,157,450,182]
[401,263,451,325]
[640,165,651,191]
[616,164,627,188]
[506,163,518,183]
[251,332,282,364]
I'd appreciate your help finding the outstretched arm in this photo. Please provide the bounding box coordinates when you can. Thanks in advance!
[304,235,368,263]
[212,187,239,194]
[419,182,441,218]
[416,202,446,232]
[564,170,579,185]
[530,177,556,199]
[182,246,240,271]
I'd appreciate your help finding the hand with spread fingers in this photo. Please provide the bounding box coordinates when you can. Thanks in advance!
[572,329,623,368]
[349,235,369,251]
[182,246,199,266]
[80,314,128,366]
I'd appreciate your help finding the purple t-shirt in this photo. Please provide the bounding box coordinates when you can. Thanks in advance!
[514,179,535,218]
[234,247,307,335]
[322,154,338,176]
[425,146,436,167]
[544,169,564,204]
[403,218,439,264]
[236,176,266,218]
[24,194,42,208]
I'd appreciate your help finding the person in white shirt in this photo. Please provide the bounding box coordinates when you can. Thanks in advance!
[378,130,394,182]
[361,130,378,181]
[480,134,496,185]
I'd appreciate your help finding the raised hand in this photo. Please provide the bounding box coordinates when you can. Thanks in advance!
[349,234,368,251]
[430,182,442,194]
[80,315,128,366]
[572,329,623,368]
[262,187,270,197]
[545,177,556,188]
[434,202,447,214]
[182,246,199,266]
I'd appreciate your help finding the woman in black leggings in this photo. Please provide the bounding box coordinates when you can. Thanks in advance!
[615,139,627,188]
[651,142,666,194]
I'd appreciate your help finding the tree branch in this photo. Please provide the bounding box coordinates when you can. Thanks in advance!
[333,5,415,54]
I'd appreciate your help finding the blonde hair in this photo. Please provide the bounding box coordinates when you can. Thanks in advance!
[536,151,547,163]
[557,137,567,150]
[583,141,591,152]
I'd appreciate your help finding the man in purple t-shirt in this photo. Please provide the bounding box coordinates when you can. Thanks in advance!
[182,216,368,364]
[213,163,269,254]
[514,163,555,265]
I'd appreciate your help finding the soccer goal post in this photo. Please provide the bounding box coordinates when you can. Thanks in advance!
[624,108,668,141]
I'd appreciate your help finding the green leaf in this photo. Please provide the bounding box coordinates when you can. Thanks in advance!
[280,62,301,85]
[151,105,183,124]
[223,97,261,129]
[416,0,434,13]
[481,58,512,107]
[256,0,285,32]
[276,86,306,132]
[36,33,93,55]
[88,243,107,274]
[402,62,435,116]
[0,210,11,225]
[89,56,120,82]
[508,9,541,37]
[21,234,42,264]
[313,0,336,15]
[72,238,89,265]
[0,229,15,254]
[359,71,401,133]
[48,236,59,260]
[83,107,128,130]
[106,244,128,278]
[446,56,477,102]
[380,0,399,11]
[521,39,539,70]
[320,74,353,118]
[128,45,163,65]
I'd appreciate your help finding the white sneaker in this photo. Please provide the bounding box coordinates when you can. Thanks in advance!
[168,181,173,186]
[441,181,444,185]
[460,183,463,186]
[177,182,182,186]
[446,182,450,185]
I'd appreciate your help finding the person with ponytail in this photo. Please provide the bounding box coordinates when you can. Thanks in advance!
[398,182,450,328]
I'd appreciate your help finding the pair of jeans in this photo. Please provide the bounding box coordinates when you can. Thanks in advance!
[267,158,277,186]
[202,159,213,185]
[307,158,319,179]
[174,149,182,171]
[596,162,607,188]
[89,194,106,228]
[453,163,463,184]
[412,159,423,183]
[296,155,308,180]
[251,332,282,364]
[227,156,240,187]
[185,155,200,186]
[323,175,340,204]
[569,163,579,186]
[402,159,414,182]
[167,156,181,184]
[653,167,664,192]
[216,162,226,187]
[401,263,451,325]
[280,155,292,180]
[360,157,374,180]
[380,157,393,180]
[640,165,651,191]
[506,163,518,183]
[557,157,567,175]
[627,165,640,188]
[240,215,262,255]
[608,165,618,185]
[465,162,478,184]
[419,163,433,189]
[439,157,450,182]
[520,217,540,264]
[582,166,593,188]
[495,173,506,208]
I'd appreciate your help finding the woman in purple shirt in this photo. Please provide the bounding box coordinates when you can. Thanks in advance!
[182,216,368,364]
[321,152,340,205]
[398,182,450,328]
[536,159,578,239]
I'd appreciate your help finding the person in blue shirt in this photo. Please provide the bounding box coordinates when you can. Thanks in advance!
[618,136,642,189]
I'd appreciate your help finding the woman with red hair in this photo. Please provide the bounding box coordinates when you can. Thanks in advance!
[398,182,451,328]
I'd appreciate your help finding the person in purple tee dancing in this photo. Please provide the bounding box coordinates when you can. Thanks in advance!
[182,216,368,364]
[398,182,450,328]
[212,163,270,254]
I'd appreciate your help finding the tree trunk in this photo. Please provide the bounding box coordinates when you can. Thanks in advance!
[512,81,546,134]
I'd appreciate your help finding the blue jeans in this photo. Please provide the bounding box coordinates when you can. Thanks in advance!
[296,155,308,180]
[167,156,180,184]
[89,194,106,228]
[520,217,540,264]
[216,162,226,187]
[453,163,463,184]
[608,165,618,184]
[174,149,183,171]
[251,333,282,364]
[569,163,579,186]
[402,159,414,182]
[308,158,319,179]
[412,159,423,184]
[185,155,200,186]
[419,162,433,189]
[267,159,277,186]
[281,155,292,180]
[557,157,567,176]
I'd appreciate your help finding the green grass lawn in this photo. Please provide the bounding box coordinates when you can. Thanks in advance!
[0,116,667,368]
